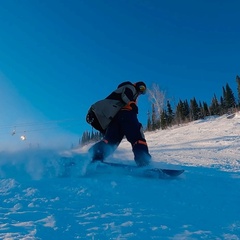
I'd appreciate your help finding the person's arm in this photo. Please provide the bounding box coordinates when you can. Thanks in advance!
[121,85,136,104]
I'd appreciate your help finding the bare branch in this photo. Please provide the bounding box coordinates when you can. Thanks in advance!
[147,83,165,117]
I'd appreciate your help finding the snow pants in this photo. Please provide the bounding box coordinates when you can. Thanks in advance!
[89,110,151,166]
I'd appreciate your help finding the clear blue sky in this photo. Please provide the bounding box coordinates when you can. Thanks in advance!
[0,0,239,150]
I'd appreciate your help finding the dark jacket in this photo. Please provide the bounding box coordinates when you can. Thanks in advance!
[87,82,139,132]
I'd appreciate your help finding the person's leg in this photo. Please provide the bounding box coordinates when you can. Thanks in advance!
[132,140,151,166]
[89,140,109,161]
[89,117,124,161]
[119,111,151,166]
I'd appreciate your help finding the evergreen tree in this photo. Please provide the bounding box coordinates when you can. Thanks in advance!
[166,100,174,126]
[202,101,210,117]
[222,86,227,111]
[236,75,240,107]
[221,83,236,113]
[81,131,89,145]
[190,98,200,120]
[183,100,190,120]
[160,110,168,130]
[225,83,236,109]
[80,130,103,146]
[91,130,94,141]
[147,110,152,131]
[175,100,185,124]
[220,96,227,115]
[151,103,159,130]
[198,101,204,119]
[209,94,220,115]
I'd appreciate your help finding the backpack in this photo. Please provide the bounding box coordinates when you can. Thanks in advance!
[86,106,105,133]
[86,82,137,133]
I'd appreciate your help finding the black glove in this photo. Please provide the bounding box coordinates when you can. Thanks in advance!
[130,103,138,114]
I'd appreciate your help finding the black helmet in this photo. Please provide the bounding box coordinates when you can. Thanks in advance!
[135,81,147,94]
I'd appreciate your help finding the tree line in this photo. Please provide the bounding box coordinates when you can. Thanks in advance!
[147,75,240,131]
[80,130,103,146]
[80,75,240,145]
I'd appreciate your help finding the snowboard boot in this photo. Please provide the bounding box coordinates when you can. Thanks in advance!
[89,140,108,162]
[133,141,151,167]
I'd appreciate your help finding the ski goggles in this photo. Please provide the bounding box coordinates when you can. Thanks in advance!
[138,85,146,95]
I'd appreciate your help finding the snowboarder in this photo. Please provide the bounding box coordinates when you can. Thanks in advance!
[87,81,151,167]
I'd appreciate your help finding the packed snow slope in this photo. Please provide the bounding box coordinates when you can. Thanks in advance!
[0,113,240,240]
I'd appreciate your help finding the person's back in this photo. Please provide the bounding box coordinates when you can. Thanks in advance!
[86,81,136,133]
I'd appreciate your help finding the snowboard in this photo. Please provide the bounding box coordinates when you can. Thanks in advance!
[59,156,184,178]
[99,161,184,178]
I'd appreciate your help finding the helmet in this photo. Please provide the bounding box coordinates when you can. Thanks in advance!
[135,81,147,95]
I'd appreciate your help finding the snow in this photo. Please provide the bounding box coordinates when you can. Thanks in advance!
[0,113,240,239]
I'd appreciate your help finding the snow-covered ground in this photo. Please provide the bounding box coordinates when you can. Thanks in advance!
[0,113,240,239]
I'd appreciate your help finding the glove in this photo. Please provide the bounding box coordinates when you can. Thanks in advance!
[130,103,138,114]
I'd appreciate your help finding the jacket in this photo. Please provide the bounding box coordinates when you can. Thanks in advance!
[87,81,139,132]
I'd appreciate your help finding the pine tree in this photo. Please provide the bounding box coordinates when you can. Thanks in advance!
[236,75,240,107]
[198,101,204,119]
[81,131,89,145]
[223,83,236,112]
[151,103,159,130]
[220,95,228,115]
[190,98,200,121]
[80,130,103,146]
[202,101,210,117]
[160,110,168,130]
[166,100,174,126]
[91,130,94,140]
[147,110,152,131]
[175,100,184,124]
[209,94,220,115]
[183,100,190,121]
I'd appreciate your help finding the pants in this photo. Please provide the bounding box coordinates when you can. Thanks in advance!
[89,110,151,166]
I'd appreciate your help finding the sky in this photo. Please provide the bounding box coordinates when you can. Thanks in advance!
[0,0,239,150]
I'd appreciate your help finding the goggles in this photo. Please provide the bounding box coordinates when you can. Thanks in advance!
[138,85,146,94]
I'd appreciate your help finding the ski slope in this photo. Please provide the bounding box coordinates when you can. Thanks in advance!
[0,113,240,239]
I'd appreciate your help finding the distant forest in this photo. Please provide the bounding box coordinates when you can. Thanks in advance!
[80,75,240,146]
